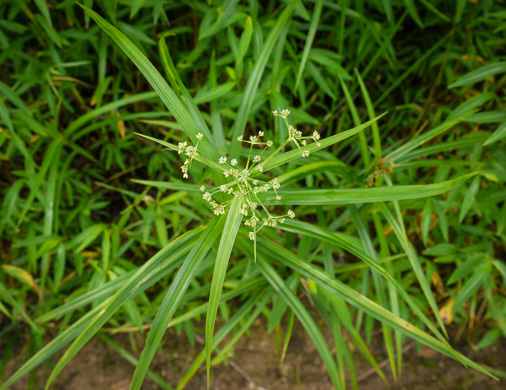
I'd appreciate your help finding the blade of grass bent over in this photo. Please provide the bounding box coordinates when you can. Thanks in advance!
[80,4,218,161]
[257,238,494,378]
[65,92,157,137]
[276,219,448,345]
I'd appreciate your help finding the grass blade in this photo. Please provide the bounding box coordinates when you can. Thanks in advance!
[42,227,203,389]
[449,61,506,88]
[257,237,494,378]
[276,219,448,344]
[229,0,297,159]
[205,198,242,387]
[483,121,506,146]
[339,75,370,167]
[355,68,382,156]
[130,217,224,390]
[262,114,386,171]
[80,4,218,160]
[293,0,324,92]
[260,173,476,205]
[256,253,343,389]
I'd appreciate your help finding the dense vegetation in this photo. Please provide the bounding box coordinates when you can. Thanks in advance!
[0,1,505,389]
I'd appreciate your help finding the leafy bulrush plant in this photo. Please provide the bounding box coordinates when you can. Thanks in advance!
[142,109,323,262]
[2,2,502,390]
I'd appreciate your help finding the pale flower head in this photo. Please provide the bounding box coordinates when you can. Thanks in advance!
[213,206,225,215]
[177,141,187,154]
[280,109,290,118]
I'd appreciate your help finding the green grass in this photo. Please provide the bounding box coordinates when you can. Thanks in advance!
[0,1,505,389]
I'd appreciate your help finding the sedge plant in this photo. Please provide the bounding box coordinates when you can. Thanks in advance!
[1,1,505,389]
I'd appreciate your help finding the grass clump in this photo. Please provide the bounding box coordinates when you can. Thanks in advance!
[0,1,504,389]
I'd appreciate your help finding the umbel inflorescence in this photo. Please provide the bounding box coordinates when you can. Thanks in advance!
[172,109,322,259]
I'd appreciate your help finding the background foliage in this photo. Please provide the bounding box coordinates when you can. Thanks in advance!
[0,0,505,389]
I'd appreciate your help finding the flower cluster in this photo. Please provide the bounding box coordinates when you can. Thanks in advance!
[274,109,320,157]
[179,133,204,178]
[170,108,323,259]
[365,158,395,187]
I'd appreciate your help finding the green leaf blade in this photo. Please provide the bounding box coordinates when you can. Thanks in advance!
[205,198,243,387]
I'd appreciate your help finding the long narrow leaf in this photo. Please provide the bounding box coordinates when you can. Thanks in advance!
[42,227,203,389]
[256,238,494,378]
[293,0,323,91]
[205,198,242,386]
[276,219,448,344]
[130,217,224,390]
[80,4,218,161]
[379,203,448,337]
[260,173,476,205]
[229,0,297,159]
[261,114,386,171]
[256,254,343,389]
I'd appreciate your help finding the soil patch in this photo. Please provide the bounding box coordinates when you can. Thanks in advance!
[3,314,504,389]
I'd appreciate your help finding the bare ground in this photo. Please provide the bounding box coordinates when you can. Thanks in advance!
[3,313,504,390]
